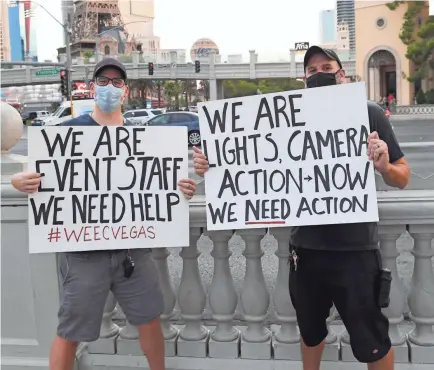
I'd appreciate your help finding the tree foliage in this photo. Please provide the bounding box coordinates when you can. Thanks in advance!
[222,78,304,99]
[387,1,434,82]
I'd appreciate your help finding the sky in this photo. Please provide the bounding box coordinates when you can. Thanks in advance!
[33,0,434,62]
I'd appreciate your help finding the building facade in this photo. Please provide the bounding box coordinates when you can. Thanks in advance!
[336,0,355,55]
[320,23,351,62]
[8,3,23,61]
[355,0,432,106]
[0,0,11,61]
[319,9,336,44]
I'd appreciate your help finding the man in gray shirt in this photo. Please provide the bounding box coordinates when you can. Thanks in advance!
[12,58,197,370]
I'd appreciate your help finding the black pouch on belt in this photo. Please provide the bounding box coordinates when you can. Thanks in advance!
[375,250,392,308]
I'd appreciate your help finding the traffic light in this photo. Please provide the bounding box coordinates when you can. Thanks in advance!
[195,60,200,73]
[148,62,154,76]
[60,69,69,98]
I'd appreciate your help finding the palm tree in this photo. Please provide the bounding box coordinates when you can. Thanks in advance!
[83,51,94,64]
[198,80,210,101]
[128,80,155,106]
[163,81,182,110]
[181,80,198,108]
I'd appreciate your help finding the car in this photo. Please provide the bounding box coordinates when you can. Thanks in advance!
[24,110,50,125]
[145,112,201,146]
[123,109,163,125]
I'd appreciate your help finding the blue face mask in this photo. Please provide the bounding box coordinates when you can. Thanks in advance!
[94,84,124,113]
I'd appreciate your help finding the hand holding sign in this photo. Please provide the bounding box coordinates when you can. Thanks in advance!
[192,146,209,177]
[367,131,390,173]
[11,171,42,193]
[178,178,197,199]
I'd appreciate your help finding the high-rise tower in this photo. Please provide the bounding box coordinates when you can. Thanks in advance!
[70,1,124,42]
[319,9,336,44]
[336,0,355,54]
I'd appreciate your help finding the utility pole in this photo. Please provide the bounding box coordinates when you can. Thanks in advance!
[65,13,72,94]
[15,0,73,95]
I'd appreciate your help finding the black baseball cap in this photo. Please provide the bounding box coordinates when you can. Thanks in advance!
[303,46,343,71]
[92,57,127,80]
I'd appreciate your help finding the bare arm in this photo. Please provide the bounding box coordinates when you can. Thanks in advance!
[381,157,410,189]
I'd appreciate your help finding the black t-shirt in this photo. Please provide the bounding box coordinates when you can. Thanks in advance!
[289,101,404,251]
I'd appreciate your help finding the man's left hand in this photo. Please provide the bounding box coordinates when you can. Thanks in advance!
[178,178,197,199]
[367,131,390,173]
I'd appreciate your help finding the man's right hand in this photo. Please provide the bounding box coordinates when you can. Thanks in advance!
[193,146,209,177]
[11,172,41,193]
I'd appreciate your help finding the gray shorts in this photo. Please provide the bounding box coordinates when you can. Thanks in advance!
[57,249,164,342]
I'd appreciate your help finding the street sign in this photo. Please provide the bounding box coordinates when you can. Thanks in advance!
[36,69,60,76]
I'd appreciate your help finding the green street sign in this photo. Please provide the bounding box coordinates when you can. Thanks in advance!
[35,69,60,76]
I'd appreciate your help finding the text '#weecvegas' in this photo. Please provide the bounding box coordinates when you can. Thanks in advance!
[27,125,190,254]
[198,82,379,231]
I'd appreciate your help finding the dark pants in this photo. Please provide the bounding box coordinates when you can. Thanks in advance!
[288,247,391,363]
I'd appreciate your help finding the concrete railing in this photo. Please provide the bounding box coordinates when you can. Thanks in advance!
[395,105,434,115]
[1,103,434,370]
[2,175,434,369]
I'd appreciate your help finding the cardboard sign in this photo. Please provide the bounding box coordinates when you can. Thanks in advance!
[198,82,379,231]
[28,126,189,253]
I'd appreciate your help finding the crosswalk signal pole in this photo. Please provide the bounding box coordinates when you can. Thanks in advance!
[60,69,69,99]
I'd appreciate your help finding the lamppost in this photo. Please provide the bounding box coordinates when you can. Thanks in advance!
[10,0,73,94]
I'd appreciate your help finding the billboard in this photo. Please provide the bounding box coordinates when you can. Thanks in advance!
[295,42,309,53]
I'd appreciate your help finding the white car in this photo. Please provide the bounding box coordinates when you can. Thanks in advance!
[123,109,163,125]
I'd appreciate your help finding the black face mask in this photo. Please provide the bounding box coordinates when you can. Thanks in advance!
[306,70,340,88]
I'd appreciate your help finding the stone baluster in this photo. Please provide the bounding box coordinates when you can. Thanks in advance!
[324,306,339,361]
[117,321,140,355]
[88,292,119,354]
[269,228,300,360]
[379,225,408,361]
[177,227,208,357]
[237,229,271,359]
[152,248,178,356]
[341,225,407,362]
[408,225,434,364]
[206,230,239,358]
[341,230,407,362]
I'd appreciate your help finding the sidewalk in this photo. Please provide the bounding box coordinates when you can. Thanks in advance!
[391,114,434,121]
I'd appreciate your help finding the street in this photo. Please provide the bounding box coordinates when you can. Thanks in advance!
[12,120,434,193]
[392,119,434,142]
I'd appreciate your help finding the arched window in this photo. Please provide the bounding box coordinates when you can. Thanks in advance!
[104,45,110,55]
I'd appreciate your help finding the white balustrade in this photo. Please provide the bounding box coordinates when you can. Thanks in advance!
[177,227,209,357]
[237,229,271,359]
[270,228,300,360]
[407,225,434,363]
[206,230,240,359]
[3,160,434,369]
[88,292,119,354]
[395,105,434,115]
[379,225,408,362]
[152,248,178,356]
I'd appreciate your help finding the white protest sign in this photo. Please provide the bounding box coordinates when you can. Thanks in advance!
[198,82,379,231]
[27,126,189,253]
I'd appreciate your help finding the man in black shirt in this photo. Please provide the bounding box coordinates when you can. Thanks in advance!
[193,46,410,370]
[286,46,409,370]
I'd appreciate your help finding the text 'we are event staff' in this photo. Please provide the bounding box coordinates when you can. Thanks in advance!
[27,126,190,253]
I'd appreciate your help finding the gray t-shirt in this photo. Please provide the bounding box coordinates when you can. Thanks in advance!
[289,101,404,251]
